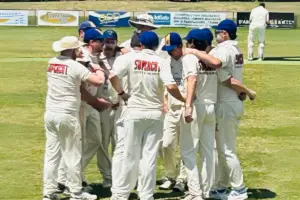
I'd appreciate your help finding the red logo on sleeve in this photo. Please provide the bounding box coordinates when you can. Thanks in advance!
[47,64,68,75]
[134,60,160,72]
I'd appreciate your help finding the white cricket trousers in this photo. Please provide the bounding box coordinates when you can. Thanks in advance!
[43,111,82,196]
[248,25,266,59]
[111,118,163,200]
[100,108,116,157]
[214,101,245,190]
[194,104,216,198]
[82,104,112,181]
[162,107,187,181]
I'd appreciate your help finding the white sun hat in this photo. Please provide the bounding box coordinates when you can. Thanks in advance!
[52,36,85,52]
[129,13,160,29]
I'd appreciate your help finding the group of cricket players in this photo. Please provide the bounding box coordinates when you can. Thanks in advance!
[43,3,270,200]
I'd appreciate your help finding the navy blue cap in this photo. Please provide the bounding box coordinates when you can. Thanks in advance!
[84,28,104,43]
[183,28,213,43]
[213,19,237,34]
[103,30,118,40]
[138,31,159,49]
[162,32,182,52]
[78,21,96,31]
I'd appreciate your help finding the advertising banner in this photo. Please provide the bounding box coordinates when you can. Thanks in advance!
[148,11,227,28]
[89,11,131,27]
[0,10,28,26]
[37,10,79,26]
[237,12,295,28]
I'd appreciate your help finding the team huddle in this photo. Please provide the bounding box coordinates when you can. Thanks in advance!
[43,13,257,200]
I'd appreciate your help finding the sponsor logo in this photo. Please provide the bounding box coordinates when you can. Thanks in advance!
[40,12,77,24]
[48,64,68,75]
[149,13,170,25]
[134,60,160,72]
[98,13,121,24]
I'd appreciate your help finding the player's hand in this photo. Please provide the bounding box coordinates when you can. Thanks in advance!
[162,103,169,113]
[184,106,193,123]
[111,103,120,110]
[95,98,112,112]
[119,92,130,104]
[238,92,247,101]
[247,89,256,101]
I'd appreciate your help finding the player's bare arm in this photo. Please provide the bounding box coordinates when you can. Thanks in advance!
[184,75,197,123]
[165,84,186,103]
[184,48,222,69]
[222,77,256,100]
[109,73,130,102]
[80,85,112,110]
[163,90,169,113]
[86,69,105,87]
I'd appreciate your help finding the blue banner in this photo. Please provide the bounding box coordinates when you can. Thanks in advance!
[148,12,171,26]
[88,11,131,27]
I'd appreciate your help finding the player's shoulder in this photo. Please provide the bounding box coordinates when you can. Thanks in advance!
[182,53,198,63]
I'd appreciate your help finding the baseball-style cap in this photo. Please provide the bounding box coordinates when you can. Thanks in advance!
[52,36,85,52]
[184,28,213,43]
[103,30,118,40]
[138,31,159,49]
[213,19,237,34]
[129,13,159,30]
[78,21,96,31]
[83,28,104,43]
[162,32,182,52]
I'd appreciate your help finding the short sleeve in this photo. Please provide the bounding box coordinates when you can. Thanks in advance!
[111,54,129,79]
[159,59,176,86]
[182,54,198,79]
[74,61,92,82]
[210,47,229,68]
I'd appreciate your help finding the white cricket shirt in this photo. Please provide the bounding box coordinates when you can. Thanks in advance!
[112,49,175,120]
[46,56,91,113]
[195,53,218,105]
[210,40,244,103]
[250,6,269,27]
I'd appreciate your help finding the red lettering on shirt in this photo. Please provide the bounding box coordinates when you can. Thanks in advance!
[134,60,159,72]
[47,64,68,75]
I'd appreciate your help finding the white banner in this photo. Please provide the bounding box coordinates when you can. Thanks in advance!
[0,10,28,26]
[148,11,227,28]
[37,10,79,26]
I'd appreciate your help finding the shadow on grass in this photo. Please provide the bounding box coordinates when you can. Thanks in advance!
[263,56,300,61]
[154,191,185,199]
[247,188,277,199]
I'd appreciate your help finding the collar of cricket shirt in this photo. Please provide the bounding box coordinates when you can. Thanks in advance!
[142,49,156,55]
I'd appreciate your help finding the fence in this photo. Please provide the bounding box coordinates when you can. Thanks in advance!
[0,9,296,28]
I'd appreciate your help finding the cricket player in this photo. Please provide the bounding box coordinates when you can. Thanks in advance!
[79,28,113,188]
[98,30,123,167]
[109,31,186,200]
[183,28,218,199]
[43,36,104,200]
[248,3,269,61]
[161,32,203,200]
[187,20,256,200]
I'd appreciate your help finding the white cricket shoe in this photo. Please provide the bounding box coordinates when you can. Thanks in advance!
[173,179,186,192]
[159,180,174,190]
[70,192,97,200]
[182,194,203,200]
[227,187,248,200]
[248,58,253,61]
[102,179,112,188]
[209,188,228,200]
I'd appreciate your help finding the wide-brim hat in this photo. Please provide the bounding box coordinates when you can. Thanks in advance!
[53,36,85,52]
[129,13,160,30]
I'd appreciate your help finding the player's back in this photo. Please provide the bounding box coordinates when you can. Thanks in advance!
[126,49,165,112]
[46,56,90,113]
[250,6,269,27]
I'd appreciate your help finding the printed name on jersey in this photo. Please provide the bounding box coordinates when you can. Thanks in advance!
[47,64,68,75]
[134,60,160,73]
[235,54,244,68]
[198,60,216,74]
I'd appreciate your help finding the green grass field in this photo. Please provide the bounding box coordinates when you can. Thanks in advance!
[1,25,300,200]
